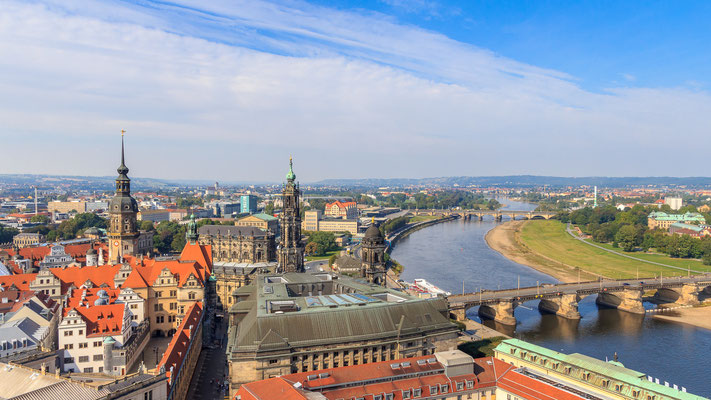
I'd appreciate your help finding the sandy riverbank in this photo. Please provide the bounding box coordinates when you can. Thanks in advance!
[652,306,711,330]
[485,220,595,283]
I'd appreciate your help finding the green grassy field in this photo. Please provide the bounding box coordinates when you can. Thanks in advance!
[519,220,711,279]
[408,215,440,223]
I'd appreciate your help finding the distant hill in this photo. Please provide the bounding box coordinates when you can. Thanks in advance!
[314,175,711,188]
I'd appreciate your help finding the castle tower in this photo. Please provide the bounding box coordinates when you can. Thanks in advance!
[278,157,304,273]
[108,131,139,264]
[362,221,387,286]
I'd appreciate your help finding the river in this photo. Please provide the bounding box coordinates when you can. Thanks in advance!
[391,198,711,397]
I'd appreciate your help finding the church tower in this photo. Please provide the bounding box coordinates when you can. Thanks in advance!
[278,157,304,273]
[361,221,387,286]
[108,131,139,264]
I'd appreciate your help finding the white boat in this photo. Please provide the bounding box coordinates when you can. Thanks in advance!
[413,279,451,296]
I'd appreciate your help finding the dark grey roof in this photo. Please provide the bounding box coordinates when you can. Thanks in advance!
[334,255,361,270]
[229,273,458,354]
[364,224,383,239]
[199,225,267,238]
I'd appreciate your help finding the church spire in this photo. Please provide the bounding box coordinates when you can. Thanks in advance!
[117,129,129,178]
[286,156,296,182]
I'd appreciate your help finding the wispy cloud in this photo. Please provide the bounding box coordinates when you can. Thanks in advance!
[0,0,709,181]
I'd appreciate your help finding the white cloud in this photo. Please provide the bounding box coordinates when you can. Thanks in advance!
[0,0,710,181]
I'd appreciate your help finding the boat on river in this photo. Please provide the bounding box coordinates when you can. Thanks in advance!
[412,278,451,296]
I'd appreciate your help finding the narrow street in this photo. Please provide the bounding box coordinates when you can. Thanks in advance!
[187,317,229,400]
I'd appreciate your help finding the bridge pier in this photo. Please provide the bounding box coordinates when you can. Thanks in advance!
[654,284,700,306]
[449,307,467,322]
[478,215,483,221]
[538,294,581,320]
[596,289,645,314]
[495,215,503,222]
[478,301,516,325]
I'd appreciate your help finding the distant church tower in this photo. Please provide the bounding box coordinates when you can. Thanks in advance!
[362,221,387,286]
[278,157,304,273]
[108,131,139,264]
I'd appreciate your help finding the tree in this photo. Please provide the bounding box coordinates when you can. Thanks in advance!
[305,242,320,256]
[0,226,19,243]
[615,225,637,252]
[307,231,337,254]
[140,220,155,231]
[264,202,275,215]
[30,215,50,224]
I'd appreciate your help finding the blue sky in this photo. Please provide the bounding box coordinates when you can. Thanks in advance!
[1,0,710,182]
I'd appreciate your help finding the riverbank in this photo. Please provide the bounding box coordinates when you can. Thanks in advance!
[484,220,595,283]
[652,306,711,330]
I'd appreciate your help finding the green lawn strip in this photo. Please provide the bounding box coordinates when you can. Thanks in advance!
[305,249,341,261]
[408,215,440,223]
[582,239,711,272]
[519,220,693,279]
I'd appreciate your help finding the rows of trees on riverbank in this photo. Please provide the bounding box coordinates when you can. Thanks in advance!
[556,205,711,264]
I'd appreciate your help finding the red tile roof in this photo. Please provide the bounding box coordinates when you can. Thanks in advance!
[234,355,588,400]
[121,259,205,289]
[158,301,203,384]
[72,303,126,338]
[50,264,122,292]
[0,273,37,291]
[179,243,213,276]
[326,201,357,210]
[64,287,121,316]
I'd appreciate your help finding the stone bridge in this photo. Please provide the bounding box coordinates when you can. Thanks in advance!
[410,209,557,221]
[447,275,711,325]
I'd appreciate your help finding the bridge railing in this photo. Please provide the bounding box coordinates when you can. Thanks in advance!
[448,274,711,303]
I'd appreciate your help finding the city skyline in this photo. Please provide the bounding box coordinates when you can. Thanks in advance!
[2,0,710,181]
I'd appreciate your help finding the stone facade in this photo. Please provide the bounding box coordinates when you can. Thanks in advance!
[198,225,275,264]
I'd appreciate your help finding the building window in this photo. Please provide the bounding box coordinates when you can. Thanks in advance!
[144,391,153,400]
[93,354,103,361]
[456,382,464,391]
[64,344,73,350]
[189,292,196,300]
[441,384,448,393]
[78,356,89,362]
[413,388,421,397]
[170,290,177,297]
[94,341,102,347]
[79,343,88,349]
[430,386,438,395]
[63,357,74,364]
[466,380,473,389]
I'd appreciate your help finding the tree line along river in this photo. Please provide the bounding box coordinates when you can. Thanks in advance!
[391,198,711,397]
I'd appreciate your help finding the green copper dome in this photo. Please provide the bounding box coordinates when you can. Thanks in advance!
[286,157,296,181]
